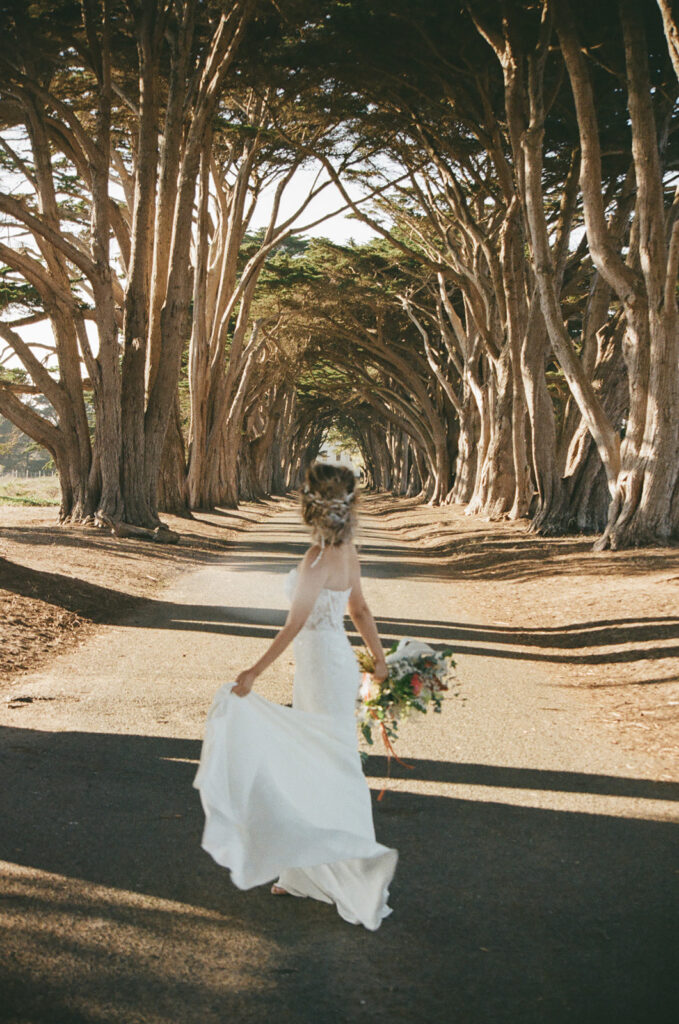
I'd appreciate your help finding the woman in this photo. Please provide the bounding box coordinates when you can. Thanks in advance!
[194,462,398,931]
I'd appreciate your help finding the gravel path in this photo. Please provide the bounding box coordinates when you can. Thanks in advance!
[1,503,678,1024]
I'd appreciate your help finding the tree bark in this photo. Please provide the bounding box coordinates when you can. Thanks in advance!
[555,0,679,546]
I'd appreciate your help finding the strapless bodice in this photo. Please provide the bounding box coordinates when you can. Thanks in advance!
[285,567,352,632]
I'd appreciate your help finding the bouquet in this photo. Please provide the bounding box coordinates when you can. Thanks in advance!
[356,638,457,783]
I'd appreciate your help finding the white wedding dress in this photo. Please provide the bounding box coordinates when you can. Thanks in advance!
[193,566,398,931]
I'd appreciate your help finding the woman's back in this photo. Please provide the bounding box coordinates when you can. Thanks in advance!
[308,540,355,592]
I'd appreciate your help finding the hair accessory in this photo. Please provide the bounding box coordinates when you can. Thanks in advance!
[304,492,353,516]
[302,481,356,553]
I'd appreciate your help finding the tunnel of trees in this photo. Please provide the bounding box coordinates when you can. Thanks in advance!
[0,0,678,548]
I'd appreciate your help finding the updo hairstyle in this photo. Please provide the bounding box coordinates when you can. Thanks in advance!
[301,462,358,547]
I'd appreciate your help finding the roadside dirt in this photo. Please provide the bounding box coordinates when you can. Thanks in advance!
[0,500,284,682]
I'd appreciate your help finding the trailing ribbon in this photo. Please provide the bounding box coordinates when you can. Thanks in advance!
[371,711,414,801]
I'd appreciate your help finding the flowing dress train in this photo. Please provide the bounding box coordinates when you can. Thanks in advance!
[193,567,397,931]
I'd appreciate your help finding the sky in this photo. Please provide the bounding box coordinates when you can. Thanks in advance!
[248,165,379,246]
[0,162,380,373]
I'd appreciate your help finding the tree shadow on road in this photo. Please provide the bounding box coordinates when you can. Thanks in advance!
[155,604,679,666]
[2,546,677,674]
[135,602,679,668]
[359,503,679,583]
[1,723,678,1024]
[363,754,679,802]
[221,534,679,585]
[3,556,677,670]
[0,558,149,622]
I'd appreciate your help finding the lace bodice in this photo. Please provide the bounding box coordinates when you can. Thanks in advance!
[285,567,352,632]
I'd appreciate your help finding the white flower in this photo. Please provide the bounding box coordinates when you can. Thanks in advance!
[385,638,437,664]
[356,703,372,724]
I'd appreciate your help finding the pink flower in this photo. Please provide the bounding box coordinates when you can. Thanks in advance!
[410,673,423,696]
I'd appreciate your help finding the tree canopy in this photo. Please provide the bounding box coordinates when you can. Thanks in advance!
[1,0,678,547]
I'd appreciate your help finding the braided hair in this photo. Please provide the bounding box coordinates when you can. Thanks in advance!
[301,462,358,549]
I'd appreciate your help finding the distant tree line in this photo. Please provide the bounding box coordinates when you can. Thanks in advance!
[0,412,53,474]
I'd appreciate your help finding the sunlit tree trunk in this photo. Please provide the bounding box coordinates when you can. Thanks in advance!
[555,0,679,546]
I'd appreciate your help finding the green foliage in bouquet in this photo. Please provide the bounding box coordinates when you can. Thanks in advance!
[356,640,457,746]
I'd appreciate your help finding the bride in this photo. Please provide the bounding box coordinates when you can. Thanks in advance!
[193,462,398,931]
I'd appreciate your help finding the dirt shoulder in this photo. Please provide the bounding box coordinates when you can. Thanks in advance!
[362,496,679,781]
[0,498,287,684]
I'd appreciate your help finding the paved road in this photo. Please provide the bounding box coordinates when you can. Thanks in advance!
[1,504,678,1024]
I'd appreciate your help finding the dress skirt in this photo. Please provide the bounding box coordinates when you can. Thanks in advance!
[193,684,397,931]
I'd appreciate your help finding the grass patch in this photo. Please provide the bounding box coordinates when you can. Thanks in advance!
[0,474,60,507]
[0,493,60,506]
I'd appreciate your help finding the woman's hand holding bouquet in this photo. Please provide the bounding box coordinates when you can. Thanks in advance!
[355,639,458,796]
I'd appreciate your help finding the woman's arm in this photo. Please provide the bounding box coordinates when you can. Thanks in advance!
[232,549,326,696]
[346,548,388,682]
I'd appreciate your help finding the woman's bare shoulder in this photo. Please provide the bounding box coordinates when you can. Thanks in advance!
[299,544,341,581]
[346,540,361,565]
[298,545,325,575]
[300,544,322,566]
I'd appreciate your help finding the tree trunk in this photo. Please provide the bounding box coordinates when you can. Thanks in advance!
[450,397,478,504]
[555,0,679,547]
[467,349,516,518]
[157,395,189,515]
[501,201,532,520]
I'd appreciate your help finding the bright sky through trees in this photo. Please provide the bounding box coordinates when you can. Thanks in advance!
[249,165,378,245]
[0,161,376,371]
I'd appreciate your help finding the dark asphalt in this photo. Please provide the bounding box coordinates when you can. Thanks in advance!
[1,505,678,1024]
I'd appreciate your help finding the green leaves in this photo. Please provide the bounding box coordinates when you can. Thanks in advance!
[0,268,42,314]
